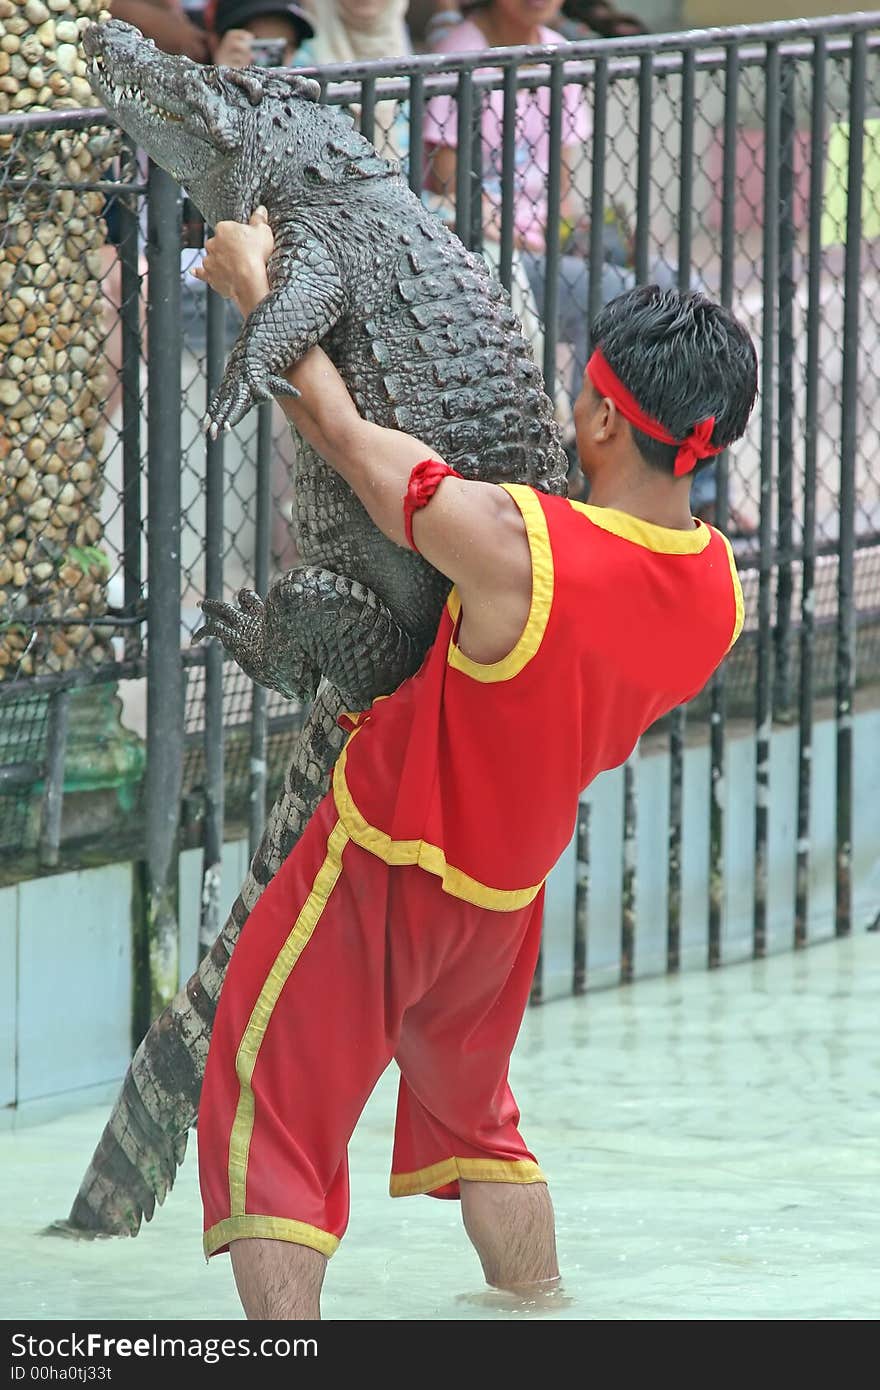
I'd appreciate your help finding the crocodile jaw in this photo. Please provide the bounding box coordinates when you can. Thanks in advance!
[83,20,240,192]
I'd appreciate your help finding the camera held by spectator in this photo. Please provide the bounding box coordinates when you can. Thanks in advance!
[208,0,315,68]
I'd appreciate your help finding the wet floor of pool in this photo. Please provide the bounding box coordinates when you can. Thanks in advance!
[2,931,877,1320]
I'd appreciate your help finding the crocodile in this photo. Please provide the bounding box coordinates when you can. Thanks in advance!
[60,19,567,1237]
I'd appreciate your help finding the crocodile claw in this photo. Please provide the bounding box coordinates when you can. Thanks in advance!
[204,367,301,437]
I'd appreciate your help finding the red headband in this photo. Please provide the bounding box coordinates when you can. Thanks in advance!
[586,348,721,478]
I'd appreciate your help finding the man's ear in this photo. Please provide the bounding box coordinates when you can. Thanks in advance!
[593,395,619,443]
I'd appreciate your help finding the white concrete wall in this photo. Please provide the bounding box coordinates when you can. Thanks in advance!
[540,704,880,998]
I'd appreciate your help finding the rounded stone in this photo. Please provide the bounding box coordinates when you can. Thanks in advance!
[55,43,78,74]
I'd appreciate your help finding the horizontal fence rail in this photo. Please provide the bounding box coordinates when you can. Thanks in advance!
[1,15,878,1002]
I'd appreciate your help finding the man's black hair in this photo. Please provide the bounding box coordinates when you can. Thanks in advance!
[589,285,758,474]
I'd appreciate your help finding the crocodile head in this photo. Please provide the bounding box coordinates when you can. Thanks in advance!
[82,19,323,225]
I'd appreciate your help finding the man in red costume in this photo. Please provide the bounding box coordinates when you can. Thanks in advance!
[192,209,758,1319]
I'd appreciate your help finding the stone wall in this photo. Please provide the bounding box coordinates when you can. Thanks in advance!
[0,0,116,679]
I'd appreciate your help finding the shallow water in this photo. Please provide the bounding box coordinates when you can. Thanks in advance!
[1,932,877,1320]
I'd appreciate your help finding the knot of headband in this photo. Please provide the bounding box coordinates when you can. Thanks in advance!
[587,349,722,478]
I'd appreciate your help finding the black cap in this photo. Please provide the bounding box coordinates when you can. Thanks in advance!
[214,0,315,41]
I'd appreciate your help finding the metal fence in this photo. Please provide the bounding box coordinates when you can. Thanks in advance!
[1,16,878,982]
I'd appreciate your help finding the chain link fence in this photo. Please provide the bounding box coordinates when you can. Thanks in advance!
[1,18,878,960]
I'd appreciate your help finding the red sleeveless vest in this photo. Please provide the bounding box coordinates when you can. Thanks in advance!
[332,484,743,910]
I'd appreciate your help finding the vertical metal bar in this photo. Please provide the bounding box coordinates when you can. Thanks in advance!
[469,85,484,255]
[708,44,739,969]
[774,60,797,719]
[359,75,376,146]
[664,56,696,972]
[542,58,563,392]
[588,56,609,334]
[753,42,781,960]
[454,68,474,249]
[666,707,684,973]
[499,64,517,294]
[39,688,70,868]
[620,749,637,984]
[408,71,424,197]
[720,45,739,315]
[199,284,226,960]
[794,34,826,950]
[574,801,590,994]
[248,401,273,858]
[144,161,184,1017]
[634,53,653,285]
[118,137,143,662]
[677,49,695,292]
[836,30,865,939]
[530,935,544,1005]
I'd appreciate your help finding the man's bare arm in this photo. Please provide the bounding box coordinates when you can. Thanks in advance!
[194,212,533,657]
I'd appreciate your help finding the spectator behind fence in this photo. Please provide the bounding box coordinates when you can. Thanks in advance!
[293,1,413,164]
[208,0,315,67]
[421,0,648,47]
[422,0,693,498]
[109,0,212,58]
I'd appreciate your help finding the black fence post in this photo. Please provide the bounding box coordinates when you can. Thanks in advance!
[359,75,377,146]
[794,33,826,948]
[454,68,475,251]
[620,750,637,984]
[499,65,517,295]
[542,58,563,394]
[753,41,781,960]
[143,161,184,1017]
[574,801,590,994]
[199,283,226,959]
[38,688,70,869]
[587,55,608,334]
[248,403,273,858]
[836,30,866,938]
[634,52,653,285]
[774,59,797,720]
[707,40,740,972]
[118,135,144,663]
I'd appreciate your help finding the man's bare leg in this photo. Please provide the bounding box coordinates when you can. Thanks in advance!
[460,1180,560,1291]
[230,1238,327,1320]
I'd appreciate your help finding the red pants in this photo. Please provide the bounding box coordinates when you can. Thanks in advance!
[199,791,546,1260]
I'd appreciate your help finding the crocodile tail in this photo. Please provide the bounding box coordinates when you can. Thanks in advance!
[51,685,348,1238]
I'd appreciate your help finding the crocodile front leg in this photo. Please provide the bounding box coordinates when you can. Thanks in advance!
[195,566,426,707]
[205,237,344,434]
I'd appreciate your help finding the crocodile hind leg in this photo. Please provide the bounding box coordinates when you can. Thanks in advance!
[52,685,348,1238]
[197,565,430,708]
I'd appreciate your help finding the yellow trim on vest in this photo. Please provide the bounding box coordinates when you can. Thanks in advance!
[719,530,745,650]
[227,820,349,1222]
[444,483,555,683]
[569,500,712,554]
[204,1215,340,1260]
[332,736,544,912]
[390,1156,547,1198]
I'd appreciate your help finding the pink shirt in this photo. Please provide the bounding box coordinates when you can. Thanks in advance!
[423,20,591,253]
